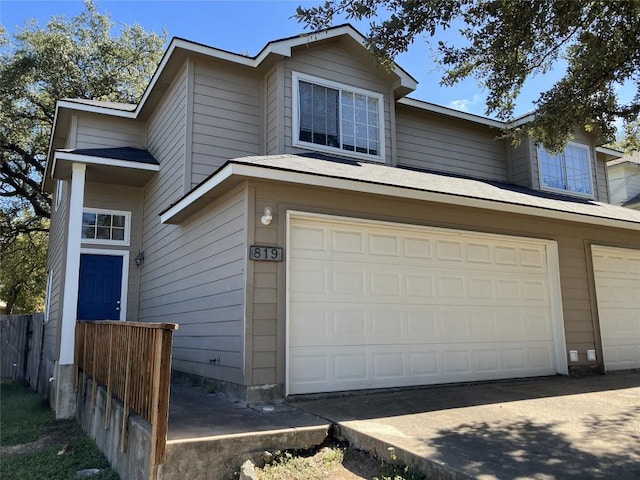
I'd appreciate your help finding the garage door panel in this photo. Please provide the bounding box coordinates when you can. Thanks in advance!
[290,304,552,347]
[291,262,550,306]
[592,246,640,372]
[290,342,556,394]
[289,215,560,394]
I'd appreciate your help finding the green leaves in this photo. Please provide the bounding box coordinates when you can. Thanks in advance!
[0,0,166,226]
[296,0,640,152]
[0,0,166,312]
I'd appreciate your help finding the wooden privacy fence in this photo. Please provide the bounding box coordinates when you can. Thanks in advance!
[75,320,178,480]
[0,314,45,392]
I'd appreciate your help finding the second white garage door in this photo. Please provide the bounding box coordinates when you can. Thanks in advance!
[287,213,566,395]
[592,245,640,372]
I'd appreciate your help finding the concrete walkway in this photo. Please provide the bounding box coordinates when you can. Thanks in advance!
[292,372,640,479]
[164,372,640,479]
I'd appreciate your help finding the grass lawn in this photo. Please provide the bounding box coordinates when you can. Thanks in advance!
[0,380,119,480]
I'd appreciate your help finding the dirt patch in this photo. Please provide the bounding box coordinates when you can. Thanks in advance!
[252,441,423,480]
[0,435,54,456]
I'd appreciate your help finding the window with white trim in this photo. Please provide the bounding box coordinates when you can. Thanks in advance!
[293,72,384,160]
[538,142,593,196]
[55,180,66,211]
[81,209,131,245]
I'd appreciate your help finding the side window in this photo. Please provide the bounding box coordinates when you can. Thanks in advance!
[81,209,131,246]
[293,72,384,161]
[55,180,66,211]
[538,142,593,197]
[44,270,53,323]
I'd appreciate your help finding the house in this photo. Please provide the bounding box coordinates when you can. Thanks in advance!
[42,25,640,418]
[607,152,640,210]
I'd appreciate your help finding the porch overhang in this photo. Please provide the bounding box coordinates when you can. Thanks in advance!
[49,148,159,190]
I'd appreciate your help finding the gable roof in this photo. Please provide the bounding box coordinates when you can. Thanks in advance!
[43,24,418,190]
[161,153,640,231]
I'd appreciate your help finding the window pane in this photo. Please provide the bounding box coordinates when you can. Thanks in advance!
[112,215,125,228]
[298,77,381,157]
[97,214,112,227]
[82,212,96,226]
[540,150,564,190]
[82,226,95,239]
[97,227,111,240]
[564,146,591,194]
[540,145,591,195]
[299,82,312,131]
[112,228,125,241]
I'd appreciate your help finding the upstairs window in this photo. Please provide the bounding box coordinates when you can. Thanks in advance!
[293,72,384,161]
[81,208,130,245]
[538,142,593,197]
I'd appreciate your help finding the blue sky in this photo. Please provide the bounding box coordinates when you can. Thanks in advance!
[0,0,568,118]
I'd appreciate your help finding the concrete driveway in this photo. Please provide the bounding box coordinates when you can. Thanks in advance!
[291,372,640,479]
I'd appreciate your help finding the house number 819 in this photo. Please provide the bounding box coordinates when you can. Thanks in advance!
[250,246,283,262]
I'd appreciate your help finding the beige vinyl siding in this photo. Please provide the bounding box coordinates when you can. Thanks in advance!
[247,180,640,387]
[395,105,508,181]
[283,41,393,163]
[83,182,144,321]
[45,181,70,362]
[138,186,246,384]
[594,156,609,203]
[145,63,188,225]
[247,194,279,385]
[510,138,534,188]
[73,113,145,150]
[191,60,262,187]
[265,66,280,155]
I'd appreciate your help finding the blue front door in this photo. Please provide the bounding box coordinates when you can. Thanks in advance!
[77,254,123,320]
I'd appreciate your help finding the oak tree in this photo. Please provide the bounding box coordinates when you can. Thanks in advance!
[0,0,165,234]
[296,0,640,152]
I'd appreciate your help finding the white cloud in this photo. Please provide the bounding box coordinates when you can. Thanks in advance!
[448,94,482,113]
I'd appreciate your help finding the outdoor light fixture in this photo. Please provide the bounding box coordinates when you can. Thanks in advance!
[134,251,145,267]
[261,207,273,225]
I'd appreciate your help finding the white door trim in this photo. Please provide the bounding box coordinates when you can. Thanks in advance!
[79,248,130,322]
[286,210,568,395]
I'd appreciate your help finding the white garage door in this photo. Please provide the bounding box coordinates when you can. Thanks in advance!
[592,246,640,371]
[287,213,564,395]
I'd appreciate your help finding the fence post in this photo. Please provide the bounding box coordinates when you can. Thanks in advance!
[104,323,113,429]
[120,329,132,453]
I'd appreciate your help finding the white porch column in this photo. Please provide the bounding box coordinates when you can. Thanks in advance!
[59,162,86,365]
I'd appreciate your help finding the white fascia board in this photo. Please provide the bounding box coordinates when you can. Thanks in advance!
[43,104,62,189]
[596,146,624,158]
[508,112,536,127]
[52,151,160,177]
[56,100,137,118]
[255,25,417,89]
[161,162,640,231]
[398,98,505,128]
[399,98,535,129]
[159,166,235,223]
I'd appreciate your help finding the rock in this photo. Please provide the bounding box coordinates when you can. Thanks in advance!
[58,444,73,455]
[261,450,274,464]
[239,459,259,480]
